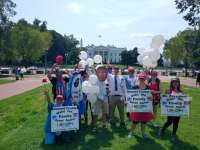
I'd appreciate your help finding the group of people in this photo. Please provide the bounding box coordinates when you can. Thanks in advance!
[14,67,26,80]
[43,62,186,144]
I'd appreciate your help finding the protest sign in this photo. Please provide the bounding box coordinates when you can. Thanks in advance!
[51,106,79,132]
[126,90,153,112]
[161,95,190,117]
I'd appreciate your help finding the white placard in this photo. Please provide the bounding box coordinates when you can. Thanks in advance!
[161,95,190,117]
[126,90,153,112]
[51,106,79,132]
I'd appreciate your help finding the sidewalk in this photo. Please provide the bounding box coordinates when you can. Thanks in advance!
[0,75,46,100]
[159,75,197,88]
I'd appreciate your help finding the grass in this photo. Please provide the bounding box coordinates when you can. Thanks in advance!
[0,83,200,150]
[0,79,15,85]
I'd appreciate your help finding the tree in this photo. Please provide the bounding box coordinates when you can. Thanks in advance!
[0,0,16,63]
[10,20,52,65]
[46,31,79,65]
[175,0,200,26]
[163,35,187,66]
[33,18,41,28]
[163,27,200,74]
[120,47,139,66]
[0,0,16,23]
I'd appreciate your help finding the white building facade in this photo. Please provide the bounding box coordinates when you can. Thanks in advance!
[86,45,126,63]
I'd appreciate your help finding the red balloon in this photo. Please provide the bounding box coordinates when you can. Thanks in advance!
[42,78,48,83]
[56,55,63,65]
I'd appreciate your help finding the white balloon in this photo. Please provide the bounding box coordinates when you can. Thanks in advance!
[137,48,146,55]
[89,74,98,85]
[79,51,88,60]
[86,58,94,67]
[93,55,102,64]
[151,62,158,68]
[87,85,99,93]
[142,56,153,67]
[146,49,160,61]
[137,55,143,65]
[92,85,99,94]
[87,93,97,103]
[82,81,90,93]
[79,60,87,69]
[150,35,165,50]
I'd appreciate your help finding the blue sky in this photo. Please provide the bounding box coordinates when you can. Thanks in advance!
[13,0,189,50]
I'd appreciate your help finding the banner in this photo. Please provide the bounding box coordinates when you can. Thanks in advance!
[161,95,190,117]
[51,106,79,132]
[126,90,153,112]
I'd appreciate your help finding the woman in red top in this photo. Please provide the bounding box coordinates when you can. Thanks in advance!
[128,73,153,139]
[148,71,161,127]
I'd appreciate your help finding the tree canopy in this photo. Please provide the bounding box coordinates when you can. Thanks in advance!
[10,19,52,65]
[120,47,139,66]
[175,0,200,26]
[163,26,200,68]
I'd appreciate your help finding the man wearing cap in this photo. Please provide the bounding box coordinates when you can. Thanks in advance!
[93,65,109,128]
[108,66,126,127]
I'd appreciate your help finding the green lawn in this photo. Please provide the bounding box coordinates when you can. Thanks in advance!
[0,83,200,150]
[0,79,15,85]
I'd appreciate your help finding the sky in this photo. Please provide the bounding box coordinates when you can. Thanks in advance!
[12,0,189,50]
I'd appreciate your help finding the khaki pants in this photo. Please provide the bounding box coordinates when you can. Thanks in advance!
[94,99,109,116]
[93,99,109,127]
[109,95,125,123]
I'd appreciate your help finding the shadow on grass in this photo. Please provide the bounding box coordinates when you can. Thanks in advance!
[148,123,199,150]
[127,134,166,150]
[40,123,114,150]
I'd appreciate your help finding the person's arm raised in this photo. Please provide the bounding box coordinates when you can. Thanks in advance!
[47,63,58,80]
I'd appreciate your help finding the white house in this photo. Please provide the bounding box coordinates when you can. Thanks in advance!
[86,45,126,63]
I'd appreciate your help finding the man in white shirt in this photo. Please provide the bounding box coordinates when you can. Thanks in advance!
[93,65,109,128]
[108,66,125,127]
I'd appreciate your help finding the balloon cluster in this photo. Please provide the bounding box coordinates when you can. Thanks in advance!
[137,35,165,68]
[82,74,99,103]
[78,51,103,69]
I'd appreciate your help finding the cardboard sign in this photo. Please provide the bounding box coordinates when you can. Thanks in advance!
[126,90,153,112]
[161,95,190,117]
[51,106,79,132]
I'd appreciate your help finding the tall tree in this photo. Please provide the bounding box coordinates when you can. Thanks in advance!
[120,47,139,66]
[10,20,52,65]
[163,27,200,70]
[175,0,200,26]
[0,0,16,63]
[46,32,79,65]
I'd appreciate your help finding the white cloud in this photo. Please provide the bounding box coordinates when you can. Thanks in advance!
[66,2,82,14]
[129,33,154,38]
[98,19,135,31]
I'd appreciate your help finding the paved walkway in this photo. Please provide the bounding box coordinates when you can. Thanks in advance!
[159,75,197,88]
[0,75,47,100]
[0,74,198,101]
